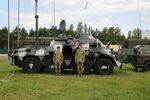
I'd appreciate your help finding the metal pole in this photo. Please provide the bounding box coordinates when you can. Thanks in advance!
[54,0,55,26]
[17,0,20,47]
[137,0,142,38]
[35,0,39,41]
[8,0,10,52]
[137,0,142,30]
[51,0,53,27]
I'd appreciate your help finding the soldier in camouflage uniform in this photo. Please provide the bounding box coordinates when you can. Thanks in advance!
[53,46,63,76]
[75,44,85,77]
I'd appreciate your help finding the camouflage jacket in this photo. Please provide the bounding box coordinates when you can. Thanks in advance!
[53,51,63,63]
[75,48,85,63]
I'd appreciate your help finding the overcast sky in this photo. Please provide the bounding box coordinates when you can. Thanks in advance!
[0,0,150,37]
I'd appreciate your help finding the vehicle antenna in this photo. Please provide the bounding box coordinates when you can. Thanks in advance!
[35,0,39,41]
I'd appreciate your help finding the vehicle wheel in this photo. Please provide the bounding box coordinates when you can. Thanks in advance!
[83,60,91,74]
[144,62,150,71]
[74,60,91,75]
[94,58,114,75]
[22,57,42,73]
[44,59,55,74]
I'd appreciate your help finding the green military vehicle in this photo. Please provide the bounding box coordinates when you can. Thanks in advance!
[118,39,150,71]
[129,44,150,71]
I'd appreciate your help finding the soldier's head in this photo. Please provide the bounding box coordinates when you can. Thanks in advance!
[78,43,82,49]
[57,46,60,51]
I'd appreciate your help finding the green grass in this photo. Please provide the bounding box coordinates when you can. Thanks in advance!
[0,57,150,100]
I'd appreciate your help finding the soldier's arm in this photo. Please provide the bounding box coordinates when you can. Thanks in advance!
[82,50,85,63]
[53,52,56,62]
[75,50,78,63]
[61,52,63,63]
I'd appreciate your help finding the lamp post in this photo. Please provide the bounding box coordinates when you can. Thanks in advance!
[17,0,20,47]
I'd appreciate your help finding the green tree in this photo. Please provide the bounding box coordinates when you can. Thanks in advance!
[66,24,75,37]
[69,24,73,31]
[88,27,92,34]
[84,24,88,34]
[76,22,83,34]
[0,27,8,48]
[49,28,59,37]
[132,28,142,39]
[11,26,19,40]
[38,27,49,37]
[20,28,28,39]
[29,29,35,37]
[99,27,125,44]
[128,31,132,39]
[128,28,142,39]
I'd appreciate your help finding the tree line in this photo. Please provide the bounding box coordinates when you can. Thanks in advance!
[1,22,143,49]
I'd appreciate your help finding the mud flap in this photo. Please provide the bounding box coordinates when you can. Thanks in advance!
[114,58,122,67]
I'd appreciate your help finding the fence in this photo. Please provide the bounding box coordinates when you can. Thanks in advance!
[0,48,7,54]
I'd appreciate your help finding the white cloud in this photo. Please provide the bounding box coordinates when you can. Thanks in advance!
[1,0,150,37]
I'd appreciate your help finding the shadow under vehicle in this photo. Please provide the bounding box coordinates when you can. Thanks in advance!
[8,20,121,75]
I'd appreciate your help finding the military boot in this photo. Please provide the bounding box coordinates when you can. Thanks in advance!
[58,71,61,76]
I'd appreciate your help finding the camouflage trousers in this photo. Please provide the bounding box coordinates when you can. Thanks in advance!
[77,62,84,76]
[54,62,61,75]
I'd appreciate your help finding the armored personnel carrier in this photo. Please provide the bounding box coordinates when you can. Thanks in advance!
[8,20,121,75]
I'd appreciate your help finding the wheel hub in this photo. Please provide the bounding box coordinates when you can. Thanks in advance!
[29,63,34,69]
[49,65,55,69]
[101,65,109,70]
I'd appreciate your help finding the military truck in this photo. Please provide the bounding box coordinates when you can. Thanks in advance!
[118,39,150,63]
[8,20,121,75]
[118,39,150,71]
[128,44,150,71]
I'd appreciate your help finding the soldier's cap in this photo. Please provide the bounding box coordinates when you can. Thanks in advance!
[57,46,60,49]
[78,43,82,46]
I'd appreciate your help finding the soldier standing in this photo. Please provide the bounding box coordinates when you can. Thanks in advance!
[53,46,63,76]
[75,44,85,77]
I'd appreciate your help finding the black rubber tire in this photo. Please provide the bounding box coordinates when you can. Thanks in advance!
[83,60,91,74]
[144,62,150,71]
[44,59,55,74]
[94,58,114,75]
[74,60,91,75]
[22,57,42,73]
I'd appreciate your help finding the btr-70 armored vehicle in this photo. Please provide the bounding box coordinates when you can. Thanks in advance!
[8,20,121,75]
